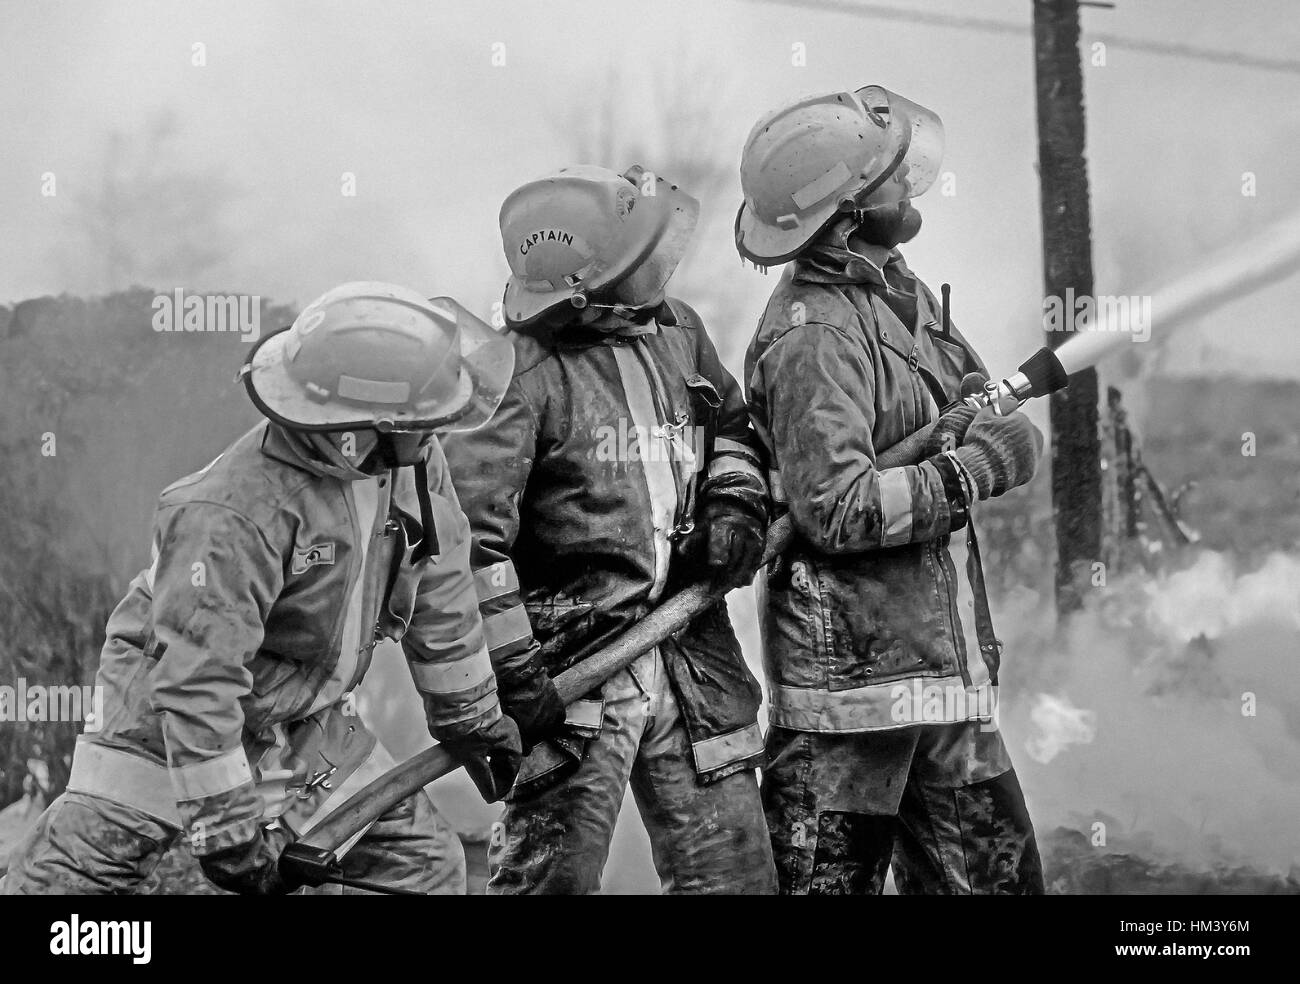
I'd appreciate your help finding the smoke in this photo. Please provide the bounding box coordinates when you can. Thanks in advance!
[53,113,244,296]
[1024,694,1097,764]
[997,549,1300,872]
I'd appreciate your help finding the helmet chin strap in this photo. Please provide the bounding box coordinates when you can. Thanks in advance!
[410,457,439,563]
[358,432,430,471]
[359,433,440,563]
[574,296,677,331]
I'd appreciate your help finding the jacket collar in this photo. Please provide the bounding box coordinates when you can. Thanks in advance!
[793,216,915,293]
[516,311,662,348]
[258,420,440,559]
[260,421,374,482]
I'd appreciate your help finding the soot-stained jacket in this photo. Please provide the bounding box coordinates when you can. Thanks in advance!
[745,238,1038,734]
[442,299,768,795]
[73,423,499,854]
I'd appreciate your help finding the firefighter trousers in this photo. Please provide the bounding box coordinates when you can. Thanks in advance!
[763,720,1044,894]
[487,648,777,894]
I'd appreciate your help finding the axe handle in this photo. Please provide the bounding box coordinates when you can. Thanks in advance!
[300,422,937,853]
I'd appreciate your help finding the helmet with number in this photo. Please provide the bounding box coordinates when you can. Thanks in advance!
[499,164,699,328]
[735,86,944,265]
[240,281,514,433]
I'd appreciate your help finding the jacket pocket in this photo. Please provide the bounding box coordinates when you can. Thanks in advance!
[925,333,977,401]
[759,553,836,692]
[663,602,764,776]
[683,374,721,466]
[821,548,955,689]
[684,372,721,416]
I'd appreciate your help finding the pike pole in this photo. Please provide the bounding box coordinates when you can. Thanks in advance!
[298,348,1070,858]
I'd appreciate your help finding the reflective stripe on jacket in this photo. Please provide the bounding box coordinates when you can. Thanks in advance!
[90,421,499,854]
[745,241,1034,733]
[443,299,767,790]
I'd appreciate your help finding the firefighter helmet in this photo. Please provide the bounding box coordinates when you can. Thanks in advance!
[240,281,513,433]
[735,86,944,264]
[499,164,699,327]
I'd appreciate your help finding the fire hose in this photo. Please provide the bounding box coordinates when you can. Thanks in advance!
[283,346,1070,884]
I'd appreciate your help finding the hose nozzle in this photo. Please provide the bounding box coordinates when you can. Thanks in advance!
[963,347,1068,416]
[1017,346,1070,397]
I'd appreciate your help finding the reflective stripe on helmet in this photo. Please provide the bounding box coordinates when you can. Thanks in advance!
[336,375,411,404]
[792,160,854,211]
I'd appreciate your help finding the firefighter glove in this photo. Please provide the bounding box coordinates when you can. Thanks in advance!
[919,402,980,458]
[500,673,567,754]
[200,823,303,896]
[698,496,767,588]
[952,408,1043,500]
[442,713,524,803]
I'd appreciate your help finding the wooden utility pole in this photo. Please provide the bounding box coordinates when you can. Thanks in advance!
[1033,0,1102,612]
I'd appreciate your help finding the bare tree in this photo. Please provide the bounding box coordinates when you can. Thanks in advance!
[61,112,240,293]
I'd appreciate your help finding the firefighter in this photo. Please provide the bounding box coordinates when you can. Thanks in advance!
[442,165,777,894]
[1,282,522,895]
[737,88,1046,894]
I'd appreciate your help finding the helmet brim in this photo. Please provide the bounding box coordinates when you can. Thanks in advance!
[856,86,945,199]
[440,297,515,432]
[605,174,699,307]
[501,274,578,329]
[241,298,515,434]
[735,196,843,267]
